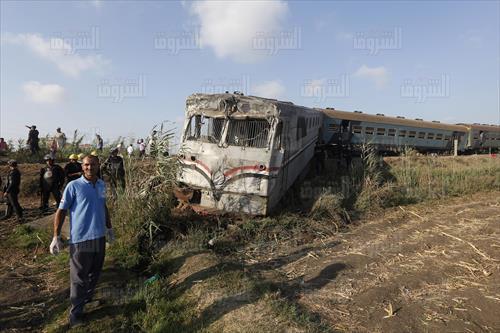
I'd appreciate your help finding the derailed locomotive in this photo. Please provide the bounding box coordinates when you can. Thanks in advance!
[177,93,322,215]
[177,93,499,215]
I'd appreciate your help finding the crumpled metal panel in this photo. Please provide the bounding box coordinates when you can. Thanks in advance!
[186,93,279,120]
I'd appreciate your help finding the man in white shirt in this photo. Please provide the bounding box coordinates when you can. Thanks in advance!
[54,127,67,149]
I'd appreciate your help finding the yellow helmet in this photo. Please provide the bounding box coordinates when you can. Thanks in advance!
[77,153,84,160]
[90,150,98,156]
[69,154,78,160]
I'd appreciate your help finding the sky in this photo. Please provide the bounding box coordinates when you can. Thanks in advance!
[1,0,499,147]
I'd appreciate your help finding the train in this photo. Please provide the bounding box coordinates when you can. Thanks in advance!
[320,108,500,155]
[176,93,500,215]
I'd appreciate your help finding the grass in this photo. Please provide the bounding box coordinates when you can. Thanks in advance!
[305,147,500,216]
[389,153,500,200]
[37,144,499,332]
[8,224,52,250]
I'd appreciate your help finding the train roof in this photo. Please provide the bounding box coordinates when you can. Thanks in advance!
[319,108,468,133]
[186,93,318,119]
[458,123,500,133]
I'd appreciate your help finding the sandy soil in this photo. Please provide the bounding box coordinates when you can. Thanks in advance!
[275,192,500,332]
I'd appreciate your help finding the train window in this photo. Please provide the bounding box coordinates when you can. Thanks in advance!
[408,131,416,138]
[418,132,426,139]
[296,117,307,139]
[377,128,386,136]
[353,126,362,134]
[185,115,224,143]
[427,133,434,140]
[328,123,339,132]
[365,127,374,135]
[444,135,451,141]
[399,130,407,137]
[435,133,443,140]
[273,122,283,150]
[227,119,270,148]
[388,129,396,137]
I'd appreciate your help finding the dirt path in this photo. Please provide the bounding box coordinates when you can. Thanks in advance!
[273,192,500,332]
[0,198,68,332]
[1,191,499,332]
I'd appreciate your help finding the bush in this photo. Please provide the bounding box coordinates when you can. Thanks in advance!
[108,125,178,270]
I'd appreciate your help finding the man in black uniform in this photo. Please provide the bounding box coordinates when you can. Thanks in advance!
[1,160,23,222]
[102,148,125,194]
[39,155,65,212]
[26,125,40,155]
[64,154,82,184]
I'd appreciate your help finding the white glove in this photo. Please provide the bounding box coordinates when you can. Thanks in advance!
[49,236,63,255]
[106,228,115,244]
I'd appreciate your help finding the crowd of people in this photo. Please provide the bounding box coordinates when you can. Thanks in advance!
[1,125,155,159]
[0,124,163,222]
[0,125,165,327]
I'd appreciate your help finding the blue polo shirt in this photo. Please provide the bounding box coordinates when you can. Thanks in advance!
[59,176,107,244]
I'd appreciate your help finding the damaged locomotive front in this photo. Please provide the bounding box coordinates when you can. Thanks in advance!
[176,93,322,215]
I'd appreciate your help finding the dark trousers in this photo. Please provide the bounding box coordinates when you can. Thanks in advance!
[41,188,62,209]
[69,237,106,319]
[30,143,39,155]
[109,176,125,196]
[4,192,23,219]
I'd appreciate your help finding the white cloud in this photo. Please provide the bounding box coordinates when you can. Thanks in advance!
[2,33,109,77]
[252,80,286,99]
[22,81,65,104]
[301,79,326,97]
[354,65,389,89]
[188,0,289,63]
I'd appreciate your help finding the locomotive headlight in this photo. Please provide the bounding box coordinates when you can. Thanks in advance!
[258,164,266,171]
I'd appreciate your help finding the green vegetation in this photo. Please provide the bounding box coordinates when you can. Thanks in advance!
[8,224,52,250]
[37,143,499,332]
[307,146,500,216]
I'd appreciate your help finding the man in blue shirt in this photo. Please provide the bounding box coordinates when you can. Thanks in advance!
[50,154,115,327]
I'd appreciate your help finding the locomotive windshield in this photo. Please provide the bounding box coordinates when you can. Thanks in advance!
[227,119,270,148]
[185,115,224,143]
[184,115,271,148]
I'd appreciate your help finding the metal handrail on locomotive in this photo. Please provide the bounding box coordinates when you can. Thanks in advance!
[177,93,500,215]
